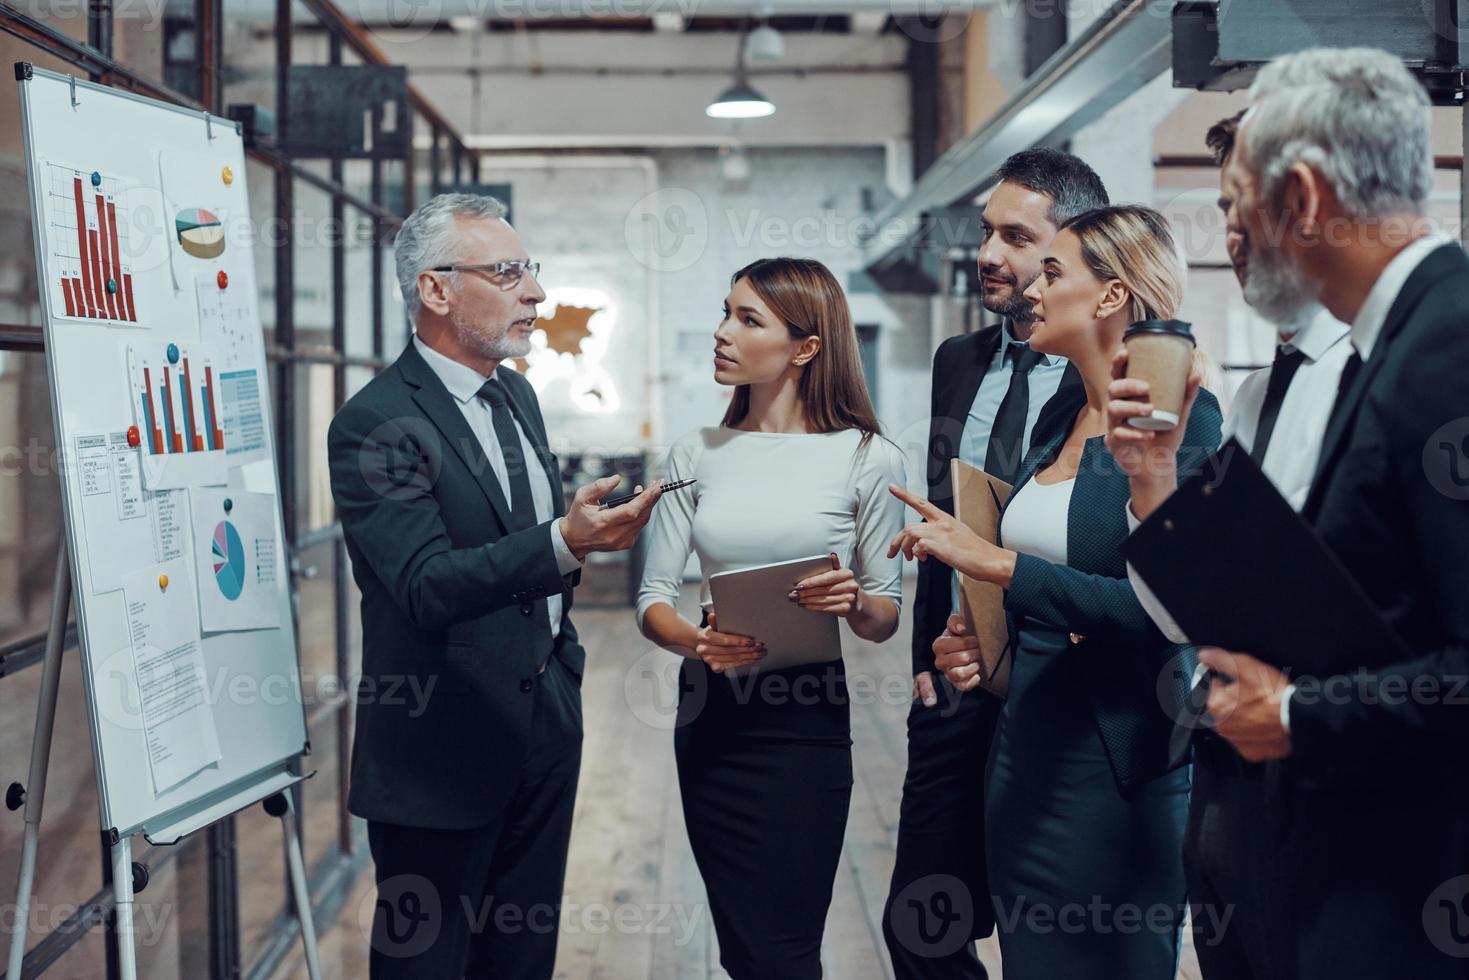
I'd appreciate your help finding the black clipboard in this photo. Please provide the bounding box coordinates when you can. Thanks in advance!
[1121,438,1411,678]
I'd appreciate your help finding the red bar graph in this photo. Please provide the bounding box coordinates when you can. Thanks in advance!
[107,202,135,320]
[163,367,182,454]
[71,178,93,318]
[183,357,202,451]
[143,367,163,454]
[87,229,105,314]
[204,365,223,450]
[53,170,138,323]
[95,194,118,320]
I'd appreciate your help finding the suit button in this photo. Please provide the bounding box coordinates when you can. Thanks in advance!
[520,602,534,616]
[519,679,533,693]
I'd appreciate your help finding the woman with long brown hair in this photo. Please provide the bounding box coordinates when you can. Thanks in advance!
[637,257,906,978]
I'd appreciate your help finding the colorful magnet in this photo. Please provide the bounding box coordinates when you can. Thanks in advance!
[166,343,180,364]
[90,171,101,187]
[223,498,233,513]
[105,278,117,294]
[221,165,234,185]
[126,425,140,448]
[216,270,229,290]
[158,574,169,590]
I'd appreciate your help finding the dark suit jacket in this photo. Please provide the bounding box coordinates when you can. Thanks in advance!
[910,325,1082,675]
[327,340,585,830]
[999,381,1223,788]
[1282,243,1469,977]
[1292,243,1469,783]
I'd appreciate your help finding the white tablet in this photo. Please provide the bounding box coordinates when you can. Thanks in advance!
[707,555,843,675]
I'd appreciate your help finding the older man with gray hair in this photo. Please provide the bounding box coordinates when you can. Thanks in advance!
[328,193,663,979]
[1171,47,1469,979]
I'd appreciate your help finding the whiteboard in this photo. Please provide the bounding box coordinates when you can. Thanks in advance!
[16,64,308,843]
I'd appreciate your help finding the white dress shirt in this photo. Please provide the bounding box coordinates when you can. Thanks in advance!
[412,334,582,639]
[1349,232,1460,359]
[1123,303,1350,643]
[949,322,1070,617]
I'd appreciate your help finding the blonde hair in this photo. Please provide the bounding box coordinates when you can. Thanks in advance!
[1060,204,1183,323]
[1062,204,1218,384]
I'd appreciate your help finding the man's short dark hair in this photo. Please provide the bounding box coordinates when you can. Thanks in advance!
[994,148,1110,228]
[1205,110,1247,166]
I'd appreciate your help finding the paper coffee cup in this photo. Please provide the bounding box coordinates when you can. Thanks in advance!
[1123,320,1196,431]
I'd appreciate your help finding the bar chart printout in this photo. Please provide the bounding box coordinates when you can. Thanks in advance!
[43,161,142,324]
[127,342,228,490]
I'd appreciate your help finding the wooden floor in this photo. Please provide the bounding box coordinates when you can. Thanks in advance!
[278,578,1202,980]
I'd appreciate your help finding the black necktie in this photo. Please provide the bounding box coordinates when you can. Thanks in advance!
[477,377,536,529]
[984,342,1044,486]
[1250,345,1307,464]
[1326,348,1365,430]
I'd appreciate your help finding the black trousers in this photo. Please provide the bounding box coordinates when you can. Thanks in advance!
[674,657,853,980]
[882,679,1000,980]
[1183,742,1298,980]
[365,656,583,980]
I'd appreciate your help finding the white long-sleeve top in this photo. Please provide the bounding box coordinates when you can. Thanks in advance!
[636,426,907,629]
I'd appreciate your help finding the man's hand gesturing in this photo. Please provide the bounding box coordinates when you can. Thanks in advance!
[559,476,666,560]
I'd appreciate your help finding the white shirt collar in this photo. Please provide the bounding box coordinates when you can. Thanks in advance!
[1350,233,1459,360]
[1001,320,1055,367]
[412,332,498,405]
[1281,305,1350,363]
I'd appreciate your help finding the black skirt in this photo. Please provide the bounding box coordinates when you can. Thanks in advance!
[673,656,853,980]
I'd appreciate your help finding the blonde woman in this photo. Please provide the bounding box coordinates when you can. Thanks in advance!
[889,206,1222,977]
[637,257,906,979]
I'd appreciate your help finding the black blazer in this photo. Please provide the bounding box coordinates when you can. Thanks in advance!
[1291,242,1469,785]
[998,381,1223,788]
[327,341,584,830]
[910,325,1082,674]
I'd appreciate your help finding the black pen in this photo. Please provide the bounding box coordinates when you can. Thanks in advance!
[600,478,697,509]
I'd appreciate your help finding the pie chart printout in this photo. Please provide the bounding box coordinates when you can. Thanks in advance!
[176,206,226,259]
[212,519,245,601]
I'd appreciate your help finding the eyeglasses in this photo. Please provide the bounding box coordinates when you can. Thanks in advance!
[431,260,541,289]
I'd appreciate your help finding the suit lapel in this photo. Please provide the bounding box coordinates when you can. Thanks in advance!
[932,325,1003,511]
[1303,244,1466,519]
[397,342,518,532]
[942,325,1004,430]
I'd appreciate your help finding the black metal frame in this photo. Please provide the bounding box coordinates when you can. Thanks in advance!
[0,0,477,975]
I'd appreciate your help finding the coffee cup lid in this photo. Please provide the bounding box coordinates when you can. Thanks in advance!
[1124,319,1196,346]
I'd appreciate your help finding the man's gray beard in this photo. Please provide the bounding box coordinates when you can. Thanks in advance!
[1242,244,1314,326]
[453,310,532,361]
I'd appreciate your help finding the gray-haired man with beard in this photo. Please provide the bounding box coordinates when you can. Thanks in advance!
[1110,112,1352,980]
[1112,48,1469,979]
[328,193,663,979]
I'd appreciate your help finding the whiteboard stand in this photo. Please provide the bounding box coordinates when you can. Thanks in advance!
[5,544,324,980]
